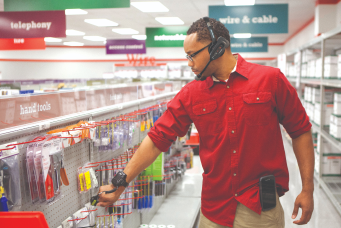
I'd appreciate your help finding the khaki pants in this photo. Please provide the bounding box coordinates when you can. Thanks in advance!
[199,194,285,228]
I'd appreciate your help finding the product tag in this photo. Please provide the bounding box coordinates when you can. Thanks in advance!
[79,173,85,191]
[41,141,54,200]
[0,142,19,159]
[147,119,151,130]
[140,121,145,132]
[85,171,92,190]
[39,121,51,131]
[89,168,98,188]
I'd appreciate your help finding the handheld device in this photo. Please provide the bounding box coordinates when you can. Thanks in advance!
[195,17,230,81]
[259,175,277,211]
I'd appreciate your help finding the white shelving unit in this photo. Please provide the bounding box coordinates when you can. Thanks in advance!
[285,25,341,215]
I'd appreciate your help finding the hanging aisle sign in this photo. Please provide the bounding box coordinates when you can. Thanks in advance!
[0,11,66,38]
[106,39,146,54]
[230,37,268,53]
[209,4,288,34]
[4,0,130,11]
[0,38,45,50]
[146,27,189,47]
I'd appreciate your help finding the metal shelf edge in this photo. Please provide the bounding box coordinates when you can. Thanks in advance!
[0,91,179,141]
[318,178,341,216]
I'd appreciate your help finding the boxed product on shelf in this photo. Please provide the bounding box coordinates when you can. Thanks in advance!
[307,60,316,78]
[317,136,340,154]
[325,56,338,64]
[330,114,341,139]
[301,63,307,78]
[313,102,333,126]
[338,63,341,78]
[315,58,322,78]
[324,63,338,78]
[304,86,312,102]
[321,156,341,176]
[333,93,341,114]
[306,102,314,121]
[312,88,334,103]
[314,150,319,174]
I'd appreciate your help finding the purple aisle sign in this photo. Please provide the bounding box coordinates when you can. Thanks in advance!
[106,39,146,54]
[0,11,66,38]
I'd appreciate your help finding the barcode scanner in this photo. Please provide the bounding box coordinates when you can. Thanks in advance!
[195,17,230,81]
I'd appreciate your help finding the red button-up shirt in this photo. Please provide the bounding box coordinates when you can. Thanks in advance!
[148,54,311,227]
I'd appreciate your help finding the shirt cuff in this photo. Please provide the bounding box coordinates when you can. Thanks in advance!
[148,130,173,152]
[288,122,312,139]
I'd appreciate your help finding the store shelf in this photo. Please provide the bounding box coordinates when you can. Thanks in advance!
[282,126,341,216]
[287,77,297,83]
[311,121,341,149]
[322,79,341,88]
[319,176,341,215]
[301,78,321,85]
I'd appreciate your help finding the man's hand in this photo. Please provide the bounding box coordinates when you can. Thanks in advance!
[292,191,314,225]
[97,184,125,207]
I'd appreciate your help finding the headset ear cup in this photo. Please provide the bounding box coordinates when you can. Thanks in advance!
[208,42,214,54]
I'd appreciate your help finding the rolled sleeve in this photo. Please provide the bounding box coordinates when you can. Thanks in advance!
[148,86,193,152]
[275,70,312,139]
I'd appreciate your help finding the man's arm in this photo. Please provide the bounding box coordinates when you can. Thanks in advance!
[291,130,315,225]
[97,136,161,207]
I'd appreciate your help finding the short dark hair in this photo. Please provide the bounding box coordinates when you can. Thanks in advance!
[187,18,230,45]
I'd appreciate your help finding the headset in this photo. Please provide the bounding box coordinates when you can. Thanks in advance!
[195,17,230,81]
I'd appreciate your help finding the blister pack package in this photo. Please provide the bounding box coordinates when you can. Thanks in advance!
[0,142,22,210]
[26,143,39,203]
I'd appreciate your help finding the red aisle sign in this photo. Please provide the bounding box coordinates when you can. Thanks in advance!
[0,38,45,50]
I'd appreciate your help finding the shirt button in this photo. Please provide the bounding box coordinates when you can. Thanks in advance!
[235,194,238,197]
[203,108,206,111]
[232,130,235,134]
[234,173,237,176]
[233,150,236,153]
[257,97,260,101]
[227,86,230,89]
[229,107,232,110]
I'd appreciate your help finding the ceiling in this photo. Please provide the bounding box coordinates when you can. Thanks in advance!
[0,0,316,46]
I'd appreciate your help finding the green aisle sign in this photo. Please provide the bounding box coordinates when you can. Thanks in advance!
[146,27,189,47]
[4,0,130,11]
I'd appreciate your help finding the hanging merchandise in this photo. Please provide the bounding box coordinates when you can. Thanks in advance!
[62,217,74,228]
[41,139,55,203]
[0,142,22,211]
[26,142,40,203]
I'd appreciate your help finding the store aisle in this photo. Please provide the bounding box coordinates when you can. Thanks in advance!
[280,133,341,228]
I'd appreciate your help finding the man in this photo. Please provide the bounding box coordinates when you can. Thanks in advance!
[97,18,314,228]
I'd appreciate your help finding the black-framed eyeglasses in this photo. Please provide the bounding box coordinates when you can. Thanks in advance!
[186,44,210,62]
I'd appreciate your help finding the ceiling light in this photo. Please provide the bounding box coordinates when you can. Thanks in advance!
[132,35,147,40]
[84,19,119,27]
[224,0,255,6]
[66,30,85,36]
[233,33,252,38]
[44,37,62,42]
[63,42,84,46]
[112,28,139,35]
[65,9,88,15]
[83,36,107,41]
[131,1,169,12]
[155,17,184,25]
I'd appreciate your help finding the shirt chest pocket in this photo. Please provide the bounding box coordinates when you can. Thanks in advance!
[243,92,273,126]
[192,100,223,134]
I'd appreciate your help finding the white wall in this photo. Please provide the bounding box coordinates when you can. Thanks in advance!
[284,21,315,54]
[0,45,282,80]
[315,4,337,36]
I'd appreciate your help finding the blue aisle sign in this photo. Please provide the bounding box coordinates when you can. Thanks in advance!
[230,37,268,53]
[209,4,288,34]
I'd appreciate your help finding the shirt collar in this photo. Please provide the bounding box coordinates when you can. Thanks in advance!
[206,53,249,89]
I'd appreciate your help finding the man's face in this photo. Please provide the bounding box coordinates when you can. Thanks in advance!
[184,33,212,79]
